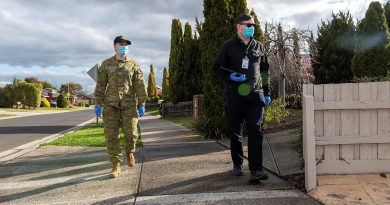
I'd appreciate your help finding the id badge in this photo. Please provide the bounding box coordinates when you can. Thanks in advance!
[242,56,249,69]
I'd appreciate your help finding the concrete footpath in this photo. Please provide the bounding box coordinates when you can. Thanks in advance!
[0,115,321,204]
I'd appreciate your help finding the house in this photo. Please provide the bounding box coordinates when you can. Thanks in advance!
[76,92,95,106]
[41,88,60,107]
[67,95,78,106]
[156,86,163,96]
[41,88,79,106]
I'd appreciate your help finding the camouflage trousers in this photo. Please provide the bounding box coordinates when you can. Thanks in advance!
[103,105,138,164]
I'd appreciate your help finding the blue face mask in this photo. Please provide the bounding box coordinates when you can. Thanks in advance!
[118,46,129,56]
[243,27,255,39]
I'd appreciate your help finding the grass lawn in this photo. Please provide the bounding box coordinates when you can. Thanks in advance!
[0,114,14,118]
[146,108,160,116]
[44,123,143,147]
[164,116,194,129]
[145,107,194,129]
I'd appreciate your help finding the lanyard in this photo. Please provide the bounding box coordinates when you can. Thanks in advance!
[244,39,253,56]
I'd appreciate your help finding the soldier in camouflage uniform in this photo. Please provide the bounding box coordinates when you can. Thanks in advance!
[94,35,147,178]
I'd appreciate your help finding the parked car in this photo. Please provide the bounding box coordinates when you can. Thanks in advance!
[50,100,57,108]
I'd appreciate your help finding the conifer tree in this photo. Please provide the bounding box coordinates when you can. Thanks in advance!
[193,18,204,96]
[147,64,158,102]
[199,0,234,138]
[250,8,265,43]
[352,1,390,78]
[168,19,183,103]
[384,1,390,28]
[231,0,248,20]
[182,22,195,101]
[230,0,249,35]
[162,67,169,100]
[314,11,355,83]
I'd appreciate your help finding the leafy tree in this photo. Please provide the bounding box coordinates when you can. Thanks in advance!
[12,82,42,109]
[352,1,390,78]
[147,64,159,102]
[25,77,40,83]
[264,22,312,99]
[41,81,56,89]
[168,19,184,104]
[0,84,12,107]
[13,77,23,85]
[313,11,356,84]
[57,94,69,108]
[59,83,82,95]
[162,67,169,100]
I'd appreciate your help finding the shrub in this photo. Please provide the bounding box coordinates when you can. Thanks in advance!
[193,114,227,139]
[263,96,290,128]
[285,94,302,109]
[0,90,9,107]
[352,70,390,83]
[13,82,42,109]
[57,94,69,108]
[41,98,51,108]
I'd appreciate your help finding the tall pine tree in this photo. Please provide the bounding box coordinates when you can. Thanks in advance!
[147,64,158,102]
[352,1,390,78]
[193,18,203,96]
[200,0,235,138]
[182,22,196,101]
[230,0,249,35]
[250,8,265,44]
[168,19,184,104]
[231,0,248,21]
[162,67,169,100]
[314,11,356,83]
[384,1,390,28]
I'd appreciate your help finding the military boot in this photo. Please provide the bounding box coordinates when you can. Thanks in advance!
[126,153,136,167]
[109,163,121,178]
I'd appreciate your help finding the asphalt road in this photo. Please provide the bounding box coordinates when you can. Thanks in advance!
[0,109,95,153]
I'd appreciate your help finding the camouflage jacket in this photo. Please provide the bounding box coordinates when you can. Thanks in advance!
[94,56,147,107]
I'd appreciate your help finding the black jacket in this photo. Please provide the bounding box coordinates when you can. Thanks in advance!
[214,36,270,97]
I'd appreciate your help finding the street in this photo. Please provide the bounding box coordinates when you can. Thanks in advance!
[0,109,95,153]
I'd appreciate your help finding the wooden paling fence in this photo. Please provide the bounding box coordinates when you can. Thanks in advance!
[303,82,390,191]
[145,102,160,110]
[160,101,193,118]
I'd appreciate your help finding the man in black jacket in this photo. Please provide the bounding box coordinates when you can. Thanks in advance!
[214,13,271,181]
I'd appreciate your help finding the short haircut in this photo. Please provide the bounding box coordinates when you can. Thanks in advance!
[235,13,253,25]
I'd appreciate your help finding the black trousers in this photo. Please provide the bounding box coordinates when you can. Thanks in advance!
[225,93,265,171]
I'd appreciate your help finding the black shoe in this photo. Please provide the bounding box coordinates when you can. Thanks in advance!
[232,165,243,176]
[250,170,269,181]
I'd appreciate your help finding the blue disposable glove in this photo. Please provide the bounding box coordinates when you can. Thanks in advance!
[95,105,102,117]
[138,104,145,117]
[264,96,271,106]
[229,72,247,82]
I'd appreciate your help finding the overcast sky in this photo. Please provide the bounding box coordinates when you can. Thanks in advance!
[0,0,387,93]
